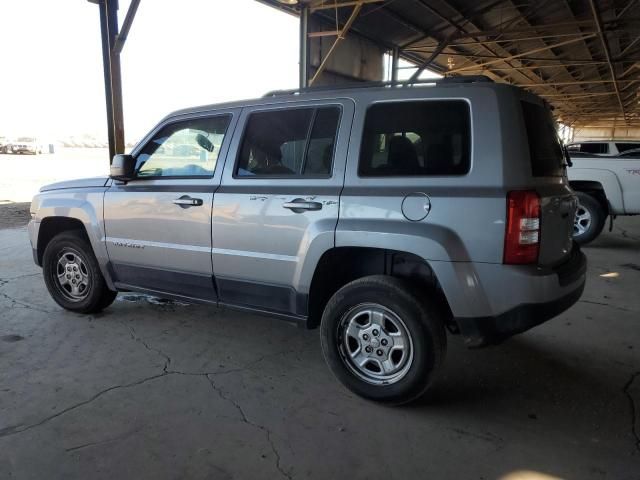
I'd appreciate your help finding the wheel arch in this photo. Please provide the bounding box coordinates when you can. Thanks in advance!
[33,193,114,289]
[569,169,624,213]
[306,246,454,330]
[37,217,89,265]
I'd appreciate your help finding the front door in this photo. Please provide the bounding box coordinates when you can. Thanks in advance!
[104,110,238,301]
[211,100,354,316]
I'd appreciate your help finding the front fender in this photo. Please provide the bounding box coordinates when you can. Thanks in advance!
[32,188,114,289]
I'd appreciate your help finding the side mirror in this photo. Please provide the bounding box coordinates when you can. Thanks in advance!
[110,154,136,182]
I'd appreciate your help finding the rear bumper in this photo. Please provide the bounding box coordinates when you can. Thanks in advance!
[452,248,587,347]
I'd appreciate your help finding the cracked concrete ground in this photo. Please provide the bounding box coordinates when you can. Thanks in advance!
[0,219,639,480]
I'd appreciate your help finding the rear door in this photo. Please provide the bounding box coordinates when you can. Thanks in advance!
[521,100,576,266]
[211,99,353,316]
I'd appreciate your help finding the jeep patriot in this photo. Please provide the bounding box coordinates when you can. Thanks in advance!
[29,77,587,404]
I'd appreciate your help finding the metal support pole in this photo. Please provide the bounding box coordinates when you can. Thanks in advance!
[391,46,399,82]
[96,0,125,162]
[299,6,309,88]
[106,0,125,156]
[98,0,116,161]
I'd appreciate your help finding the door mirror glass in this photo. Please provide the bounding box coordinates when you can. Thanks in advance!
[110,154,136,182]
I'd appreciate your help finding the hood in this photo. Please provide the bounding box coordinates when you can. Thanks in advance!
[40,176,110,192]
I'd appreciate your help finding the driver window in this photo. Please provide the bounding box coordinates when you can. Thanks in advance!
[136,115,231,178]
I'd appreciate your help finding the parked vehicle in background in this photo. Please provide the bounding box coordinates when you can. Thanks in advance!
[8,137,42,154]
[567,140,640,156]
[568,149,640,244]
[0,137,11,154]
[28,77,586,404]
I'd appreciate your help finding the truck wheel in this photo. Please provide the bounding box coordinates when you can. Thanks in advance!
[573,192,606,245]
[320,275,446,405]
[42,231,117,313]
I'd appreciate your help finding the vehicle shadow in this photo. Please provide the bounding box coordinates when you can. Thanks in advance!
[414,335,613,411]
[585,227,640,251]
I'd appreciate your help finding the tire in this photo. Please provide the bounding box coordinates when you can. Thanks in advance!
[320,275,446,405]
[573,192,606,245]
[42,231,117,313]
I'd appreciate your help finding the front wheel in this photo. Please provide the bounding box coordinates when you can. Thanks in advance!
[573,192,606,245]
[42,231,117,313]
[320,275,446,405]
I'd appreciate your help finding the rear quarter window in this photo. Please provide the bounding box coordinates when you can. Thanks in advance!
[521,101,564,177]
[358,100,471,177]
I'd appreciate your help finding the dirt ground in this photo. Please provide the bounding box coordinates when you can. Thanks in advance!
[0,202,31,229]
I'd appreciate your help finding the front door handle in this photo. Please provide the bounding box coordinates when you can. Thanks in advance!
[282,198,323,213]
[173,196,203,208]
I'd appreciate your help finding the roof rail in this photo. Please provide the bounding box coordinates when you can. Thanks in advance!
[263,75,493,97]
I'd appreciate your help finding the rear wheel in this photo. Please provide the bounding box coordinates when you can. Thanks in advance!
[573,192,606,245]
[320,275,446,405]
[43,231,117,313]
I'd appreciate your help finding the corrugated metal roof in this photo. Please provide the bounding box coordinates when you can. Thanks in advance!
[259,0,640,127]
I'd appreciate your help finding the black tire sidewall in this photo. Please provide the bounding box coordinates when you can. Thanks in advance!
[574,192,606,245]
[43,232,114,313]
[320,276,444,404]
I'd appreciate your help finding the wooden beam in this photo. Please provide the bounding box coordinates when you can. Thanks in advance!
[309,0,381,12]
[618,35,640,59]
[617,0,638,19]
[442,31,596,48]
[590,0,626,123]
[519,78,640,87]
[409,38,450,81]
[446,34,598,74]
[308,2,363,86]
[308,30,341,38]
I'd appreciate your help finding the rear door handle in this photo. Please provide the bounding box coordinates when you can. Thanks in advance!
[282,198,323,213]
[173,196,203,208]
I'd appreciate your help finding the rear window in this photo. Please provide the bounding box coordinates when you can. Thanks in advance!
[521,101,564,177]
[358,100,471,177]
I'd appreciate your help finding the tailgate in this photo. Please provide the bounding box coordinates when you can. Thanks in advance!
[520,99,576,266]
[538,185,577,266]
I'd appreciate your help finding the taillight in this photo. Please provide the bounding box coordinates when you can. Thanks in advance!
[504,190,540,265]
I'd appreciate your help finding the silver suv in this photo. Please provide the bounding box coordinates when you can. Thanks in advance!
[29,77,587,404]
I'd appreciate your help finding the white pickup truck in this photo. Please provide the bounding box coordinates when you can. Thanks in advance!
[568,149,640,243]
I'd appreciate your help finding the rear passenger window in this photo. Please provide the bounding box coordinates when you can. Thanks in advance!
[580,143,608,154]
[236,107,340,177]
[358,100,471,177]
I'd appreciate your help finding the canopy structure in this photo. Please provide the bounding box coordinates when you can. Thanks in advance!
[90,0,639,157]
[260,0,640,135]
